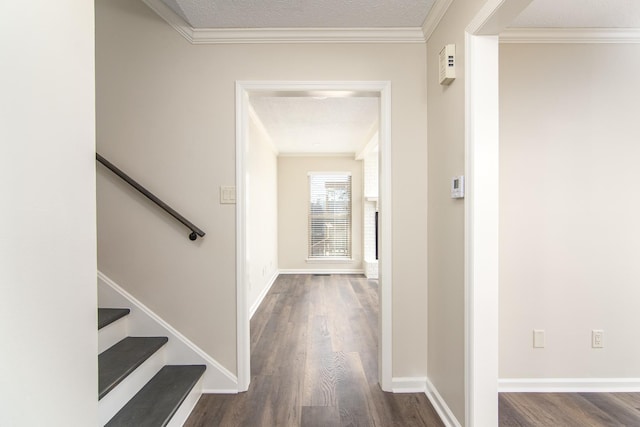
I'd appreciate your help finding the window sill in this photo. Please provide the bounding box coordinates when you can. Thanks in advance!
[306,257,354,264]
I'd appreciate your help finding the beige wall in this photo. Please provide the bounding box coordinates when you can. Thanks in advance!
[247,115,279,308]
[278,156,363,272]
[500,43,640,379]
[0,1,97,425]
[426,0,486,424]
[96,0,428,378]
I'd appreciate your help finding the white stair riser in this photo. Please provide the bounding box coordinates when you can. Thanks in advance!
[98,319,128,354]
[166,376,204,427]
[99,347,166,426]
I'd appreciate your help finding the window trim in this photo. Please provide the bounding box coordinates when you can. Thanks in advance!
[307,171,353,261]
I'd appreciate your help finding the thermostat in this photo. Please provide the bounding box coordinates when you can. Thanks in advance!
[451,176,464,199]
[439,44,456,85]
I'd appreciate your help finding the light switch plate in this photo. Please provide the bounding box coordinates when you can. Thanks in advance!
[592,330,604,348]
[451,176,465,199]
[220,186,236,204]
[533,329,545,348]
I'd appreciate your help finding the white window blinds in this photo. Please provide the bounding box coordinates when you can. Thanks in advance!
[308,172,352,259]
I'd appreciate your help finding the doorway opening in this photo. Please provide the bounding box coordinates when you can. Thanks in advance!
[235,81,392,392]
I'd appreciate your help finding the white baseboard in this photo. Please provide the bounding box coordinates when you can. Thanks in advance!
[425,378,462,427]
[499,377,640,393]
[392,376,427,393]
[98,271,238,393]
[250,271,279,319]
[278,269,365,275]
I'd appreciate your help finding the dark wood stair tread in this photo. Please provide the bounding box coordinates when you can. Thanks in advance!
[105,365,206,427]
[99,337,168,400]
[98,308,131,330]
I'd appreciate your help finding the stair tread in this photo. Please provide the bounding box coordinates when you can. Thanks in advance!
[99,336,168,400]
[98,308,130,330]
[105,365,206,427]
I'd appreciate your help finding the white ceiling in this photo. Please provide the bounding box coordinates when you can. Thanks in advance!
[511,0,640,28]
[159,0,435,28]
[157,0,640,30]
[155,0,639,155]
[250,95,379,155]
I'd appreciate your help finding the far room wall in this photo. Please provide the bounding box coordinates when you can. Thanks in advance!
[278,156,364,273]
[500,42,640,380]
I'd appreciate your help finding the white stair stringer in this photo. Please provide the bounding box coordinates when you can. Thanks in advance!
[166,375,205,427]
[99,347,166,426]
[98,271,238,394]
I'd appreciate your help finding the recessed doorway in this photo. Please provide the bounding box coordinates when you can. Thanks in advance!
[235,81,392,392]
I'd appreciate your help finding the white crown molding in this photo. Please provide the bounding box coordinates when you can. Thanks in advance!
[421,0,454,42]
[191,27,426,44]
[141,0,195,42]
[500,27,640,43]
[142,0,425,44]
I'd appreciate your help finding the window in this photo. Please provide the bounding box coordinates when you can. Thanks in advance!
[308,172,352,259]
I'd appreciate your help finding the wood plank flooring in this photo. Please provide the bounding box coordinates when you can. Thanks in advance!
[185,274,444,427]
[500,392,640,426]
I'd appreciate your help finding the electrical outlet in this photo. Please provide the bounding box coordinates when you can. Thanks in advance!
[533,329,545,348]
[592,330,604,348]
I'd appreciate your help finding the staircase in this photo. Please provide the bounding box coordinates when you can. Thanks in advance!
[98,307,206,426]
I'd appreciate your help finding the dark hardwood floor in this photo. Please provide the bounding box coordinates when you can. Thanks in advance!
[186,273,640,426]
[185,274,444,427]
[500,392,640,426]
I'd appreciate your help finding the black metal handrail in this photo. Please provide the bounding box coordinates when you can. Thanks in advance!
[96,153,206,241]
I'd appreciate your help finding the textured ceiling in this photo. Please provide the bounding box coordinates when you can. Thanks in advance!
[250,96,379,155]
[158,0,640,30]
[160,0,435,28]
[511,0,640,28]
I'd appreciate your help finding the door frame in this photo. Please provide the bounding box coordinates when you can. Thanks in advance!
[464,1,532,424]
[235,80,393,392]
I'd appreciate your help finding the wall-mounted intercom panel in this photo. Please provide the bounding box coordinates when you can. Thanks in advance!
[439,44,456,85]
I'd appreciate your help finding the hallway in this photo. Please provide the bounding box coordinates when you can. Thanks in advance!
[185,274,443,426]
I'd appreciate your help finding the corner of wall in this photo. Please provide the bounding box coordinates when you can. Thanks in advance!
[425,378,462,427]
